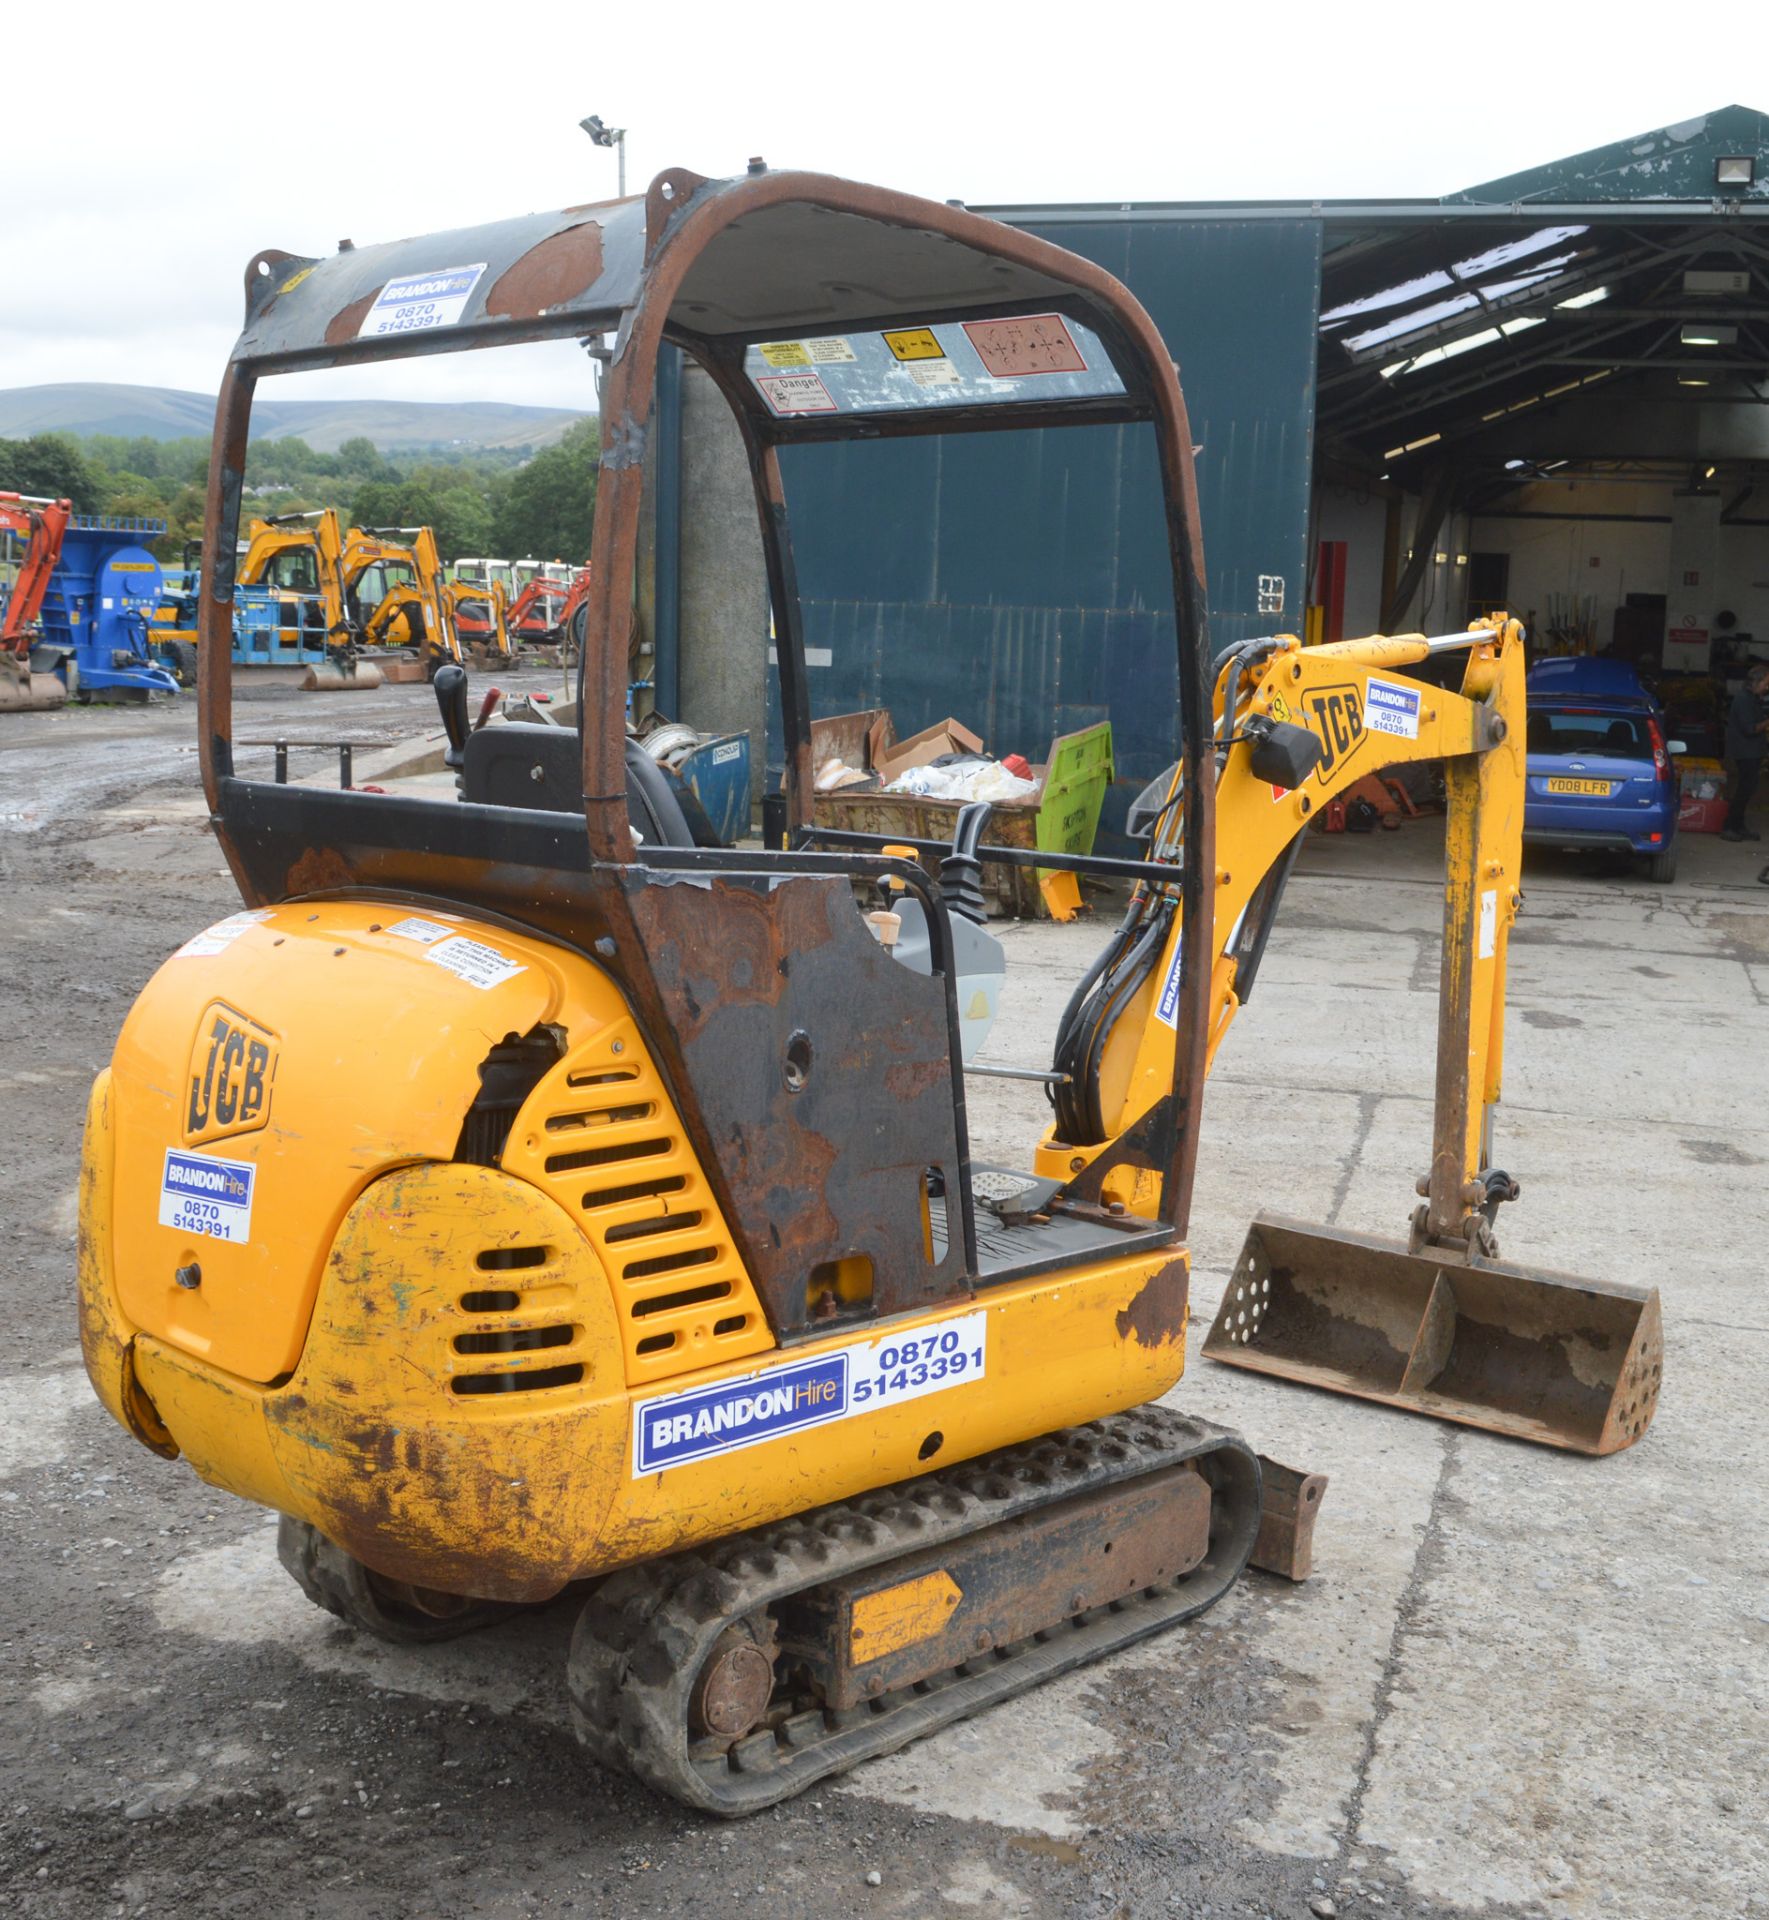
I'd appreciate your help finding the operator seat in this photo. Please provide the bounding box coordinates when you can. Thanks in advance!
[461,722,700,848]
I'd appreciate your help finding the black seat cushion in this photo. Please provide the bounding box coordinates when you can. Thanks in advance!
[461,724,698,848]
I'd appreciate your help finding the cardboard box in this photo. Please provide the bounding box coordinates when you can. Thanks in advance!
[874,717,985,785]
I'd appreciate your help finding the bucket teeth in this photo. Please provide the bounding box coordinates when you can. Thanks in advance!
[1203,1213,1661,1455]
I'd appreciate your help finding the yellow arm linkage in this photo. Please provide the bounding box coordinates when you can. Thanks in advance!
[1034,614,1526,1259]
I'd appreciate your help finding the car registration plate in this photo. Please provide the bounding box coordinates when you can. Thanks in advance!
[1546,776,1613,796]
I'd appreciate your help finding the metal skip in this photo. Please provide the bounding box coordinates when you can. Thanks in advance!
[1203,1215,1663,1455]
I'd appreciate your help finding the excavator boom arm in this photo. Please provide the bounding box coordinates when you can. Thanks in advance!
[1042,616,1525,1259]
[1,494,74,652]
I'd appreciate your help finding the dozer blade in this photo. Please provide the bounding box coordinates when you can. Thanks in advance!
[1203,1214,1661,1455]
[0,668,68,713]
[301,660,385,692]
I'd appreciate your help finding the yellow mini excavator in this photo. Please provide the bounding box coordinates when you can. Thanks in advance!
[236,508,385,691]
[342,523,463,677]
[76,166,1661,1817]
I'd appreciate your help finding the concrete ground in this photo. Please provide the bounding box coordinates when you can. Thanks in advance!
[2,681,1765,1920]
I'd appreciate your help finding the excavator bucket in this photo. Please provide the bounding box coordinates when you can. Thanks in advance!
[1203,1215,1662,1455]
[0,664,68,712]
[301,659,385,692]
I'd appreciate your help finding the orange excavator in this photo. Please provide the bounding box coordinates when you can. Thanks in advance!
[0,492,74,713]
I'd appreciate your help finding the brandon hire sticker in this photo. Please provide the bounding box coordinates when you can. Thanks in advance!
[1364,676,1422,740]
[359,263,487,339]
[632,1310,988,1476]
[160,1149,255,1245]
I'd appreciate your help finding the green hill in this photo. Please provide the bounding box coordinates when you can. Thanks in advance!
[0,383,587,452]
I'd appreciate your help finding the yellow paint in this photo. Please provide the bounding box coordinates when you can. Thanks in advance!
[1036,616,1528,1237]
[106,902,614,1380]
[498,1015,773,1385]
[98,1123,1187,1597]
[851,1570,963,1663]
[1039,870,1082,921]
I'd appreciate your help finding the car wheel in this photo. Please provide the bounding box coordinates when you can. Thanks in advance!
[1641,847,1677,884]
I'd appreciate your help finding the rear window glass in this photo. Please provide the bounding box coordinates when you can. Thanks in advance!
[1527,709,1650,759]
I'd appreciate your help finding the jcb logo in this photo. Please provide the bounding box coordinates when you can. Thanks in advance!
[186,1003,278,1145]
[1304,683,1367,784]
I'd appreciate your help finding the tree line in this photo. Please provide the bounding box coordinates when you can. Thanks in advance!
[0,421,599,568]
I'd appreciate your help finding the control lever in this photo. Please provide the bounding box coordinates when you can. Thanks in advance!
[939,801,993,926]
[434,663,469,771]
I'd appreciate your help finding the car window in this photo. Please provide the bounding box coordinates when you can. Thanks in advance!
[1527,708,1650,760]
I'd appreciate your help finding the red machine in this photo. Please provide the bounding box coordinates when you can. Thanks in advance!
[508,564,590,646]
[0,493,74,712]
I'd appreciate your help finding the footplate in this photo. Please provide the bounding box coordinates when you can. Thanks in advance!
[568,1407,1261,1816]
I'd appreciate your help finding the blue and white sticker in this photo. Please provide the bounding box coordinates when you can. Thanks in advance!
[631,1309,987,1477]
[1364,677,1422,740]
[1154,932,1184,1031]
[159,1148,255,1245]
[358,263,487,339]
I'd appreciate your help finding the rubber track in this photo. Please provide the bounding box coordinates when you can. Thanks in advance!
[276,1517,513,1645]
[567,1406,1262,1815]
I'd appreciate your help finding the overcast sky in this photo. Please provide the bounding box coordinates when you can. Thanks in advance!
[6,4,1764,414]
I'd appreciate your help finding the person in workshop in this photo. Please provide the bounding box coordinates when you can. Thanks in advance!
[1721,661,1769,842]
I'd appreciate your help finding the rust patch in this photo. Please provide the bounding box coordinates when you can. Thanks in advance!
[324,291,380,347]
[485,224,605,318]
[283,847,355,895]
[1116,1258,1189,1349]
[884,1057,950,1101]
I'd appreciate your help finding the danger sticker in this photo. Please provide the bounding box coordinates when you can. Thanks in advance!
[426,936,526,990]
[1364,677,1422,740]
[755,371,839,416]
[632,1311,988,1476]
[881,327,945,362]
[358,263,487,339]
[962,313,1087,378]
[160,1148,256,1246]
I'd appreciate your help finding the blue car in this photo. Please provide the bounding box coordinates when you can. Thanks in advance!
[1523,658,1683,883]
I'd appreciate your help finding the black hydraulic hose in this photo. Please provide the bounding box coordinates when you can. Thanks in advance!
[1076,902,1172,1141]
[1053,895,1172,1143]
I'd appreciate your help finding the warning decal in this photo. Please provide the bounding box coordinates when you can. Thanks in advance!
[961,314,1088,378]
[881,327,946,362]
[755,371,839,416]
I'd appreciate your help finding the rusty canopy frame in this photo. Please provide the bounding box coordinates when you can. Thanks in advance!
[196,164,1216,1239]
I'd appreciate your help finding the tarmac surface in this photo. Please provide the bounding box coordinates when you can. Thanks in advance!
[2,680,1765,1920]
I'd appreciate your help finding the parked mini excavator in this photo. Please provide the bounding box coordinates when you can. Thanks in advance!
[346,522,463,677]
[76,167,1660,1818]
